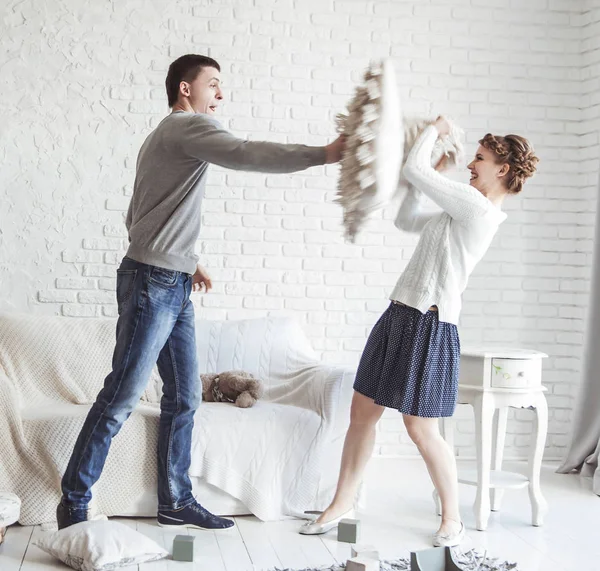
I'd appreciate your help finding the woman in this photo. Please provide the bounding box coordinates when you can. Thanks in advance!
[300,117,539,546]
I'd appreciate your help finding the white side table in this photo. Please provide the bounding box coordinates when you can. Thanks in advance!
[439,348,549,531]
[0,492,21,544]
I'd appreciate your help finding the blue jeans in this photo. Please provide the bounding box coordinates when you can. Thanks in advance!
[61,257,201,511]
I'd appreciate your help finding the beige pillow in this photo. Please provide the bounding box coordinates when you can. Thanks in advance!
[335,59,403,243]
[34,520,168,571]
[396,117,465,198]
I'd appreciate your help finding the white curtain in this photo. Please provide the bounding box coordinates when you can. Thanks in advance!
[556,168,600,495]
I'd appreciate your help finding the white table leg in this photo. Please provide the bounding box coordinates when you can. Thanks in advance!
[528,393,548,526]
[474,392,495,531]
[491,407,508,511]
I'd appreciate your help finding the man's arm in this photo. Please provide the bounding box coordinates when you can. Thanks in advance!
[179,114,342,173]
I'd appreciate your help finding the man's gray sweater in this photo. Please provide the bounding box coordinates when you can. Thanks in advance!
[126,111,327,274]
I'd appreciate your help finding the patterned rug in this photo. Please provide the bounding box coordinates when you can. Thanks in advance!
[269,549,519,570]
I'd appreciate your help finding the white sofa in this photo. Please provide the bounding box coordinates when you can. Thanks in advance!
[0,313,355,525]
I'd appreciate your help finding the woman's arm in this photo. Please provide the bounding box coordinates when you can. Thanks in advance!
[403,125,496,221]
[394,185,439,234]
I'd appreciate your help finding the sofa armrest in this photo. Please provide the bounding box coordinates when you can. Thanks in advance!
[269,364,356,514]
[264,364,355,432]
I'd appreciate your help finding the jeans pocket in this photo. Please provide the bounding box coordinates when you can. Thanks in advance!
[149,266,178,288]
[116,269,137,306]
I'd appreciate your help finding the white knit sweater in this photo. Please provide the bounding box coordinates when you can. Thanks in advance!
[390,125,507,325]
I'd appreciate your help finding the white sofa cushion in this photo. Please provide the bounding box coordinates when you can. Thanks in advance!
[20,398,322,522]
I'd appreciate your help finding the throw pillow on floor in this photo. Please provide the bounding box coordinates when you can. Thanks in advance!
[34,520,168,571]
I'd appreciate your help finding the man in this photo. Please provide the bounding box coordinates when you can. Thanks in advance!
[57,54,344,530]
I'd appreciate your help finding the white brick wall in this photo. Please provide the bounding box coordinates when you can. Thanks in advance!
[1,0,597,459]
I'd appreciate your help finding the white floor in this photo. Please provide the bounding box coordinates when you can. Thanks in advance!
[2,458,598,571]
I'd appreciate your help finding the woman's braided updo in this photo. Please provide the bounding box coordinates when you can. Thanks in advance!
[479,134,539,194]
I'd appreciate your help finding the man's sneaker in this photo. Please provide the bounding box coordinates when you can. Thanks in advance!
[157,501,234,530]
[56,499,88,530]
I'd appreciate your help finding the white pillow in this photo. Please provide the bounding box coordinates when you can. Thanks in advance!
[0,492,21,526]
[335,59,403,242]
[396,117,465,198]
[33,520,168,571]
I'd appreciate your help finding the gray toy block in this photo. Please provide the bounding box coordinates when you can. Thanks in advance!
[351,544,379,560]
[410,546,462,571]
[172,534,195,562]
[337,518,360,543]
[346,556,380,571]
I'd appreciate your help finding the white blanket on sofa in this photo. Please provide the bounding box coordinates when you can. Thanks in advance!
[0,313,353,525]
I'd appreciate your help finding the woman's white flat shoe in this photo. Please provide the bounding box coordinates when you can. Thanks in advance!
[298,509,354,535]
[432,522,465,547]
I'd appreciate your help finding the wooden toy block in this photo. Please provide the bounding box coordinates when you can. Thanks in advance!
[337,518,360,543]
[410,546,463,571]
[345,556,380,571]
[351,544,379,560]
[172,534,195,562]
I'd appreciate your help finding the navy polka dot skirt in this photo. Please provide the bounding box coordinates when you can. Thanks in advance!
[353,302,460,418]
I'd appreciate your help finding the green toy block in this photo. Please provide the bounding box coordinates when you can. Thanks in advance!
[410,546,463,571]
[173,534,195,562]
[337,518,360,543]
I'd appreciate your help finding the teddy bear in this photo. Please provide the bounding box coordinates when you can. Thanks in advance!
[200,370,264,408]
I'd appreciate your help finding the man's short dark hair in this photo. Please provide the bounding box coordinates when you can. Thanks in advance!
[165,54,221,108]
